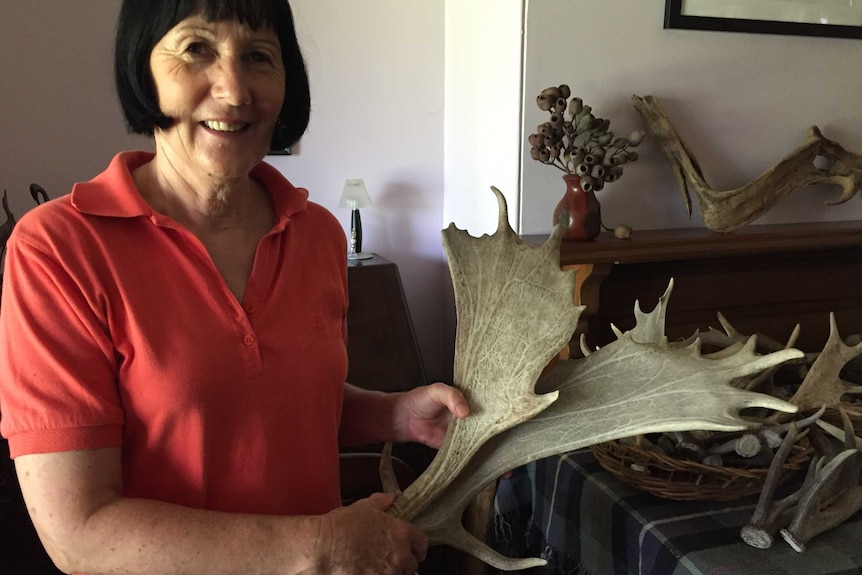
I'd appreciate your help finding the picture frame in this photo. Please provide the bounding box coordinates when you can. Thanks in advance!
[664,0,862,39]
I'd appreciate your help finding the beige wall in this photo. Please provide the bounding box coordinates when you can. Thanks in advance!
[520,0,862,233]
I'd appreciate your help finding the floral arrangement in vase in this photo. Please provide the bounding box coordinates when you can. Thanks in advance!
[528,84,644,240]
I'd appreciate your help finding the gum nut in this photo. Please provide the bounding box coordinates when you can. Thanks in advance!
[614,224,632,239]
[554,97,567,111]
[568,99,583,115]
[544,135,555,147]
[629,131,645,146]
[550,114,563,127]
[536,95,553,111]
[539,148,551,162]
[528,133,542,146]
[538,123,551,135]
[530,147,541,160]
[558,84,571,99]
[540,87,560,101]
[627,150,639,161]
[592,178,604,192]
[549,147,560,159]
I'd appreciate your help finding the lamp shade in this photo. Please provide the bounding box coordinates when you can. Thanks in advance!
[339,179,373,210]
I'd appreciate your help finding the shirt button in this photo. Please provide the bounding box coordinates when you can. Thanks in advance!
[244,305,256,314]
[243,334,256,346]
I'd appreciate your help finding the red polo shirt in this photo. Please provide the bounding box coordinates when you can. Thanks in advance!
[0,152,348,516]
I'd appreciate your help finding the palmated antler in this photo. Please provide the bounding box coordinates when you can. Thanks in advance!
[388,187,584,522]
[410,282,801,570]
[384,189,802,570]
[632,94,862,232]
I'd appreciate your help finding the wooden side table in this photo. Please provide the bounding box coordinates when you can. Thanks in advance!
[523,221,862,353]
[346,254,427,393]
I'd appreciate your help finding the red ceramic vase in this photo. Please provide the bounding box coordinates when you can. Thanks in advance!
[553,174,601,241]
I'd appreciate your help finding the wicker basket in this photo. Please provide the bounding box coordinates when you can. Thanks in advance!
[590,435,812,501]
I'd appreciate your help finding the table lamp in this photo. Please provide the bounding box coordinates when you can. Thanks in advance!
[339,179,373,260]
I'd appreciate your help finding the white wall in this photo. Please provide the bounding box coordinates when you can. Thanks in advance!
[520,0,862,234]
[274,1,451,380]
[443,0,524,237]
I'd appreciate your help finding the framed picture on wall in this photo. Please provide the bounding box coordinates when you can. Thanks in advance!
[664,0,862,39]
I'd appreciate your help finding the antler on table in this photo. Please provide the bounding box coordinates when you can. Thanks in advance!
[383,187,802,570]
[632,94,862,232]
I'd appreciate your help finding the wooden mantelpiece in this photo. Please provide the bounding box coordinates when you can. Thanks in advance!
[523,221,862,353]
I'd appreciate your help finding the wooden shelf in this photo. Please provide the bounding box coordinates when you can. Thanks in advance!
[523,221,862,353]
[523,220,862,265]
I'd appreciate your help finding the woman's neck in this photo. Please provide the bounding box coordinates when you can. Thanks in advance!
[132,153,264,233]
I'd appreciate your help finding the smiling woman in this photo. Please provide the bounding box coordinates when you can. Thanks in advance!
[0,1,468,575]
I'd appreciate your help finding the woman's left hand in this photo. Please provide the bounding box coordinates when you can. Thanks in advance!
[392,383,469,449]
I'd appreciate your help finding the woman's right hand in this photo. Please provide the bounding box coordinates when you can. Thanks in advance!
[318,492,427,575]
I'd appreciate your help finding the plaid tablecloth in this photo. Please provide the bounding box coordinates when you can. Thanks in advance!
[489,449,862,575]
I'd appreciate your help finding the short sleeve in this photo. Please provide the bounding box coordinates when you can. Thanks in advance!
[0,225,124,457]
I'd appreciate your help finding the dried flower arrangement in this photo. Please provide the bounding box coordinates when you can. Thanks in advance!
[528,84,645,193]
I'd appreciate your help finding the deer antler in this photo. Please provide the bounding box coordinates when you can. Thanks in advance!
[779,314,862,417]
[388,187,584,521]
[408,281,801,569]
[383,188,801,570]
[632,94,862,232]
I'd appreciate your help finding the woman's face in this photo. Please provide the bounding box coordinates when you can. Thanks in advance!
[149,14,286,182]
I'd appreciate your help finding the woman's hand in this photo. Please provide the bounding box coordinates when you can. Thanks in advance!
[319,493,427,575]
[391,383,470,449]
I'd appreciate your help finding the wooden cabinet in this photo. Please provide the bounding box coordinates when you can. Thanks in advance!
[344,254,437,473]
[346,254,427,392]
[523,221,862,353]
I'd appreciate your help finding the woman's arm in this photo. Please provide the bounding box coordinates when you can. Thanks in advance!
[16,447,426,575]
[339,383,469,449]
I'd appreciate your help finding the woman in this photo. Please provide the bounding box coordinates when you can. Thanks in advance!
[0,1,468,574]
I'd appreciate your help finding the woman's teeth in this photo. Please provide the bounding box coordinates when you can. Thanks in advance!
[204,121,246,132]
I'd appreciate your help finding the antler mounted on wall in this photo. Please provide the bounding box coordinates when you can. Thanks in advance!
[632,94,862,232]
[383,187,802,570]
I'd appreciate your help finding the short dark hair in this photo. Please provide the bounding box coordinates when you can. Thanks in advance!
[114,0,310,152]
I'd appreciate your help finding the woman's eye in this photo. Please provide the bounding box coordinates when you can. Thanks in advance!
[249,51,272,64]
[185,42,208,55]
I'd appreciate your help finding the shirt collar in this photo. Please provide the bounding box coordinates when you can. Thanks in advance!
[71,151,309,224]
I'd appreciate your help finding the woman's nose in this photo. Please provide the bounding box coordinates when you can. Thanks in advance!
[210,58,251,106]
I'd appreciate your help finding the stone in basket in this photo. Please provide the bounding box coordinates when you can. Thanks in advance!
[590,418,816,501]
